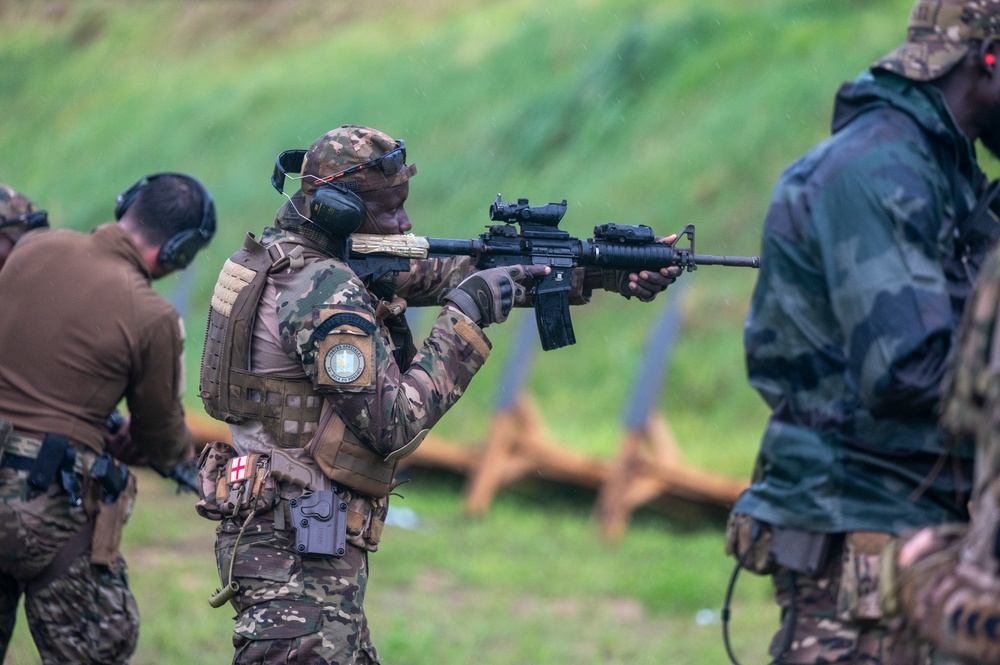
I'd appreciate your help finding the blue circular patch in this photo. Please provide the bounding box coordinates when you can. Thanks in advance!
[323,343,365,383]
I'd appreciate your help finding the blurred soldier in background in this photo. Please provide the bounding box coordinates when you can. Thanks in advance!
[197,124,675,664]
[725,0,1000,662]
[0,183,48,270]
[0,173,215,664]
[883,241,1000,664]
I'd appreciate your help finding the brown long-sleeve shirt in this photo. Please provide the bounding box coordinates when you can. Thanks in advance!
[0,222,191,465]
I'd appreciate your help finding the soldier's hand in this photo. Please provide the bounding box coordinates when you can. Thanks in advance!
[601,234,680,303]
[444,264,549,326]
[104,414,151,465]
[628,234,680,302]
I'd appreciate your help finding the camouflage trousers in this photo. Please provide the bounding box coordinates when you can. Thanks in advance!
[769,538,930,664]
[0,470,139,665]
[215,514,380,665]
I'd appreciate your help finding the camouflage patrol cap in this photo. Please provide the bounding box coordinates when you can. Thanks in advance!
[299,124,416,197]
[0,184,42,242]
[873,0,1000,81]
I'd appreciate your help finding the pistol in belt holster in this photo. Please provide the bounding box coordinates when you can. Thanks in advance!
[270,447,347,557]
[88,456,137,567]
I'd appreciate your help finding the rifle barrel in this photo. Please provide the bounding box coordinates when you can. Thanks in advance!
[691,253,760,268]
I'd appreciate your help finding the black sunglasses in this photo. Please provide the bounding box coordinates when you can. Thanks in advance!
[0,210,48,231]
[271,141,407,195]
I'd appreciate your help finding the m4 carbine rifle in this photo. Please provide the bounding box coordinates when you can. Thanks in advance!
[346,195,759,351]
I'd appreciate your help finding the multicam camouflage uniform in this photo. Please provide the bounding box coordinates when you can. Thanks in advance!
[885,244,1000,664]
[0,474,138,663]
[727,1,1000,661]
[201,126,497,665]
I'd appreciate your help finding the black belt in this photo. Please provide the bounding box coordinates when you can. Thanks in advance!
[0,452,36,472]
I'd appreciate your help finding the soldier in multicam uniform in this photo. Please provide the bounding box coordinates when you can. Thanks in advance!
[0,183,48,269]
[197,124,676,665]
[0,173,215,664]
[724,1,1000,662]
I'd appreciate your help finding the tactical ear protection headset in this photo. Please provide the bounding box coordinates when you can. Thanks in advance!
[271,149,366,237]
[115,172,216,270]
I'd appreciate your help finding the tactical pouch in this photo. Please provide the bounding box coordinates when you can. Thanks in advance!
[837,531,890,623]
[305,404,397,498]
[90,453,129,503]
[724,513,776,575]
[345,493,388,553]
[195,440,237,520]
[219,454,277,519]
[91,470,137,566]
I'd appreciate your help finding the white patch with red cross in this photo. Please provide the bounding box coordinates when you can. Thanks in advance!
[229,455,249,483]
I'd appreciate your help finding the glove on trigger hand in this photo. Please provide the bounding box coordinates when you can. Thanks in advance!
[443,265,533,326]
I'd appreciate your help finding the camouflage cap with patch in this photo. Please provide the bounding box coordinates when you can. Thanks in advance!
[0,184,33,221]
[0,184,40,241]
[873,0,1000,81]
[299,124,416,197]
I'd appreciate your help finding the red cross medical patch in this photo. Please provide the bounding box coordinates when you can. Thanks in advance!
[229,455,249,483]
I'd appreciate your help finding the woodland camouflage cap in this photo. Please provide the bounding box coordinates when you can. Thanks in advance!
[0,184,33,222]
[0,184,39,241]
[300,124,416,196]
[873,0,1000,81]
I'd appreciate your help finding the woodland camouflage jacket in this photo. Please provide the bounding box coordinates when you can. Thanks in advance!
[734,70,998,534]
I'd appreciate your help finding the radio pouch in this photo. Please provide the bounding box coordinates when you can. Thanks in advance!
[770,526,834,578]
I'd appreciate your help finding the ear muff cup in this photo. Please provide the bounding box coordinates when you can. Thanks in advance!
[114,172,216,270]
[309,184,365,237]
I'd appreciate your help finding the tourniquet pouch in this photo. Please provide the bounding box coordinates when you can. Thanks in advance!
[91,470,137,566]
[837,531,890,622]
[724,512,776,575]
[219,453,278,519]
[196,440,237,520]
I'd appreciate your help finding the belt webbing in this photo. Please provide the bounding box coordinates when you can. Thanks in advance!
[2,433,92,476]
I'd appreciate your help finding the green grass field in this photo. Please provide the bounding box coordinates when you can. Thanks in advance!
[0,0,967,662]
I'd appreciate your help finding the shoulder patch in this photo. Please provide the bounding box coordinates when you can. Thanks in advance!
[314,308,377,390]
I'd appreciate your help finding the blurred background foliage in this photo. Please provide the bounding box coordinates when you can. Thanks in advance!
[1,0,967,662]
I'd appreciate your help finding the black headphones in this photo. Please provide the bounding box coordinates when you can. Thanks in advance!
[115,172,216,270]
[272,149,365,236]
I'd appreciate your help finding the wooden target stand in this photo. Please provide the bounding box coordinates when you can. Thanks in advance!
[403,314,608,514]
[594,411,746,542]
[409,291,747,542]
[462,393,607,516]
[595,284,746,541]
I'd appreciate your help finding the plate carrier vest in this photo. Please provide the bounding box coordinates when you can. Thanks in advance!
[199,232,397,497]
